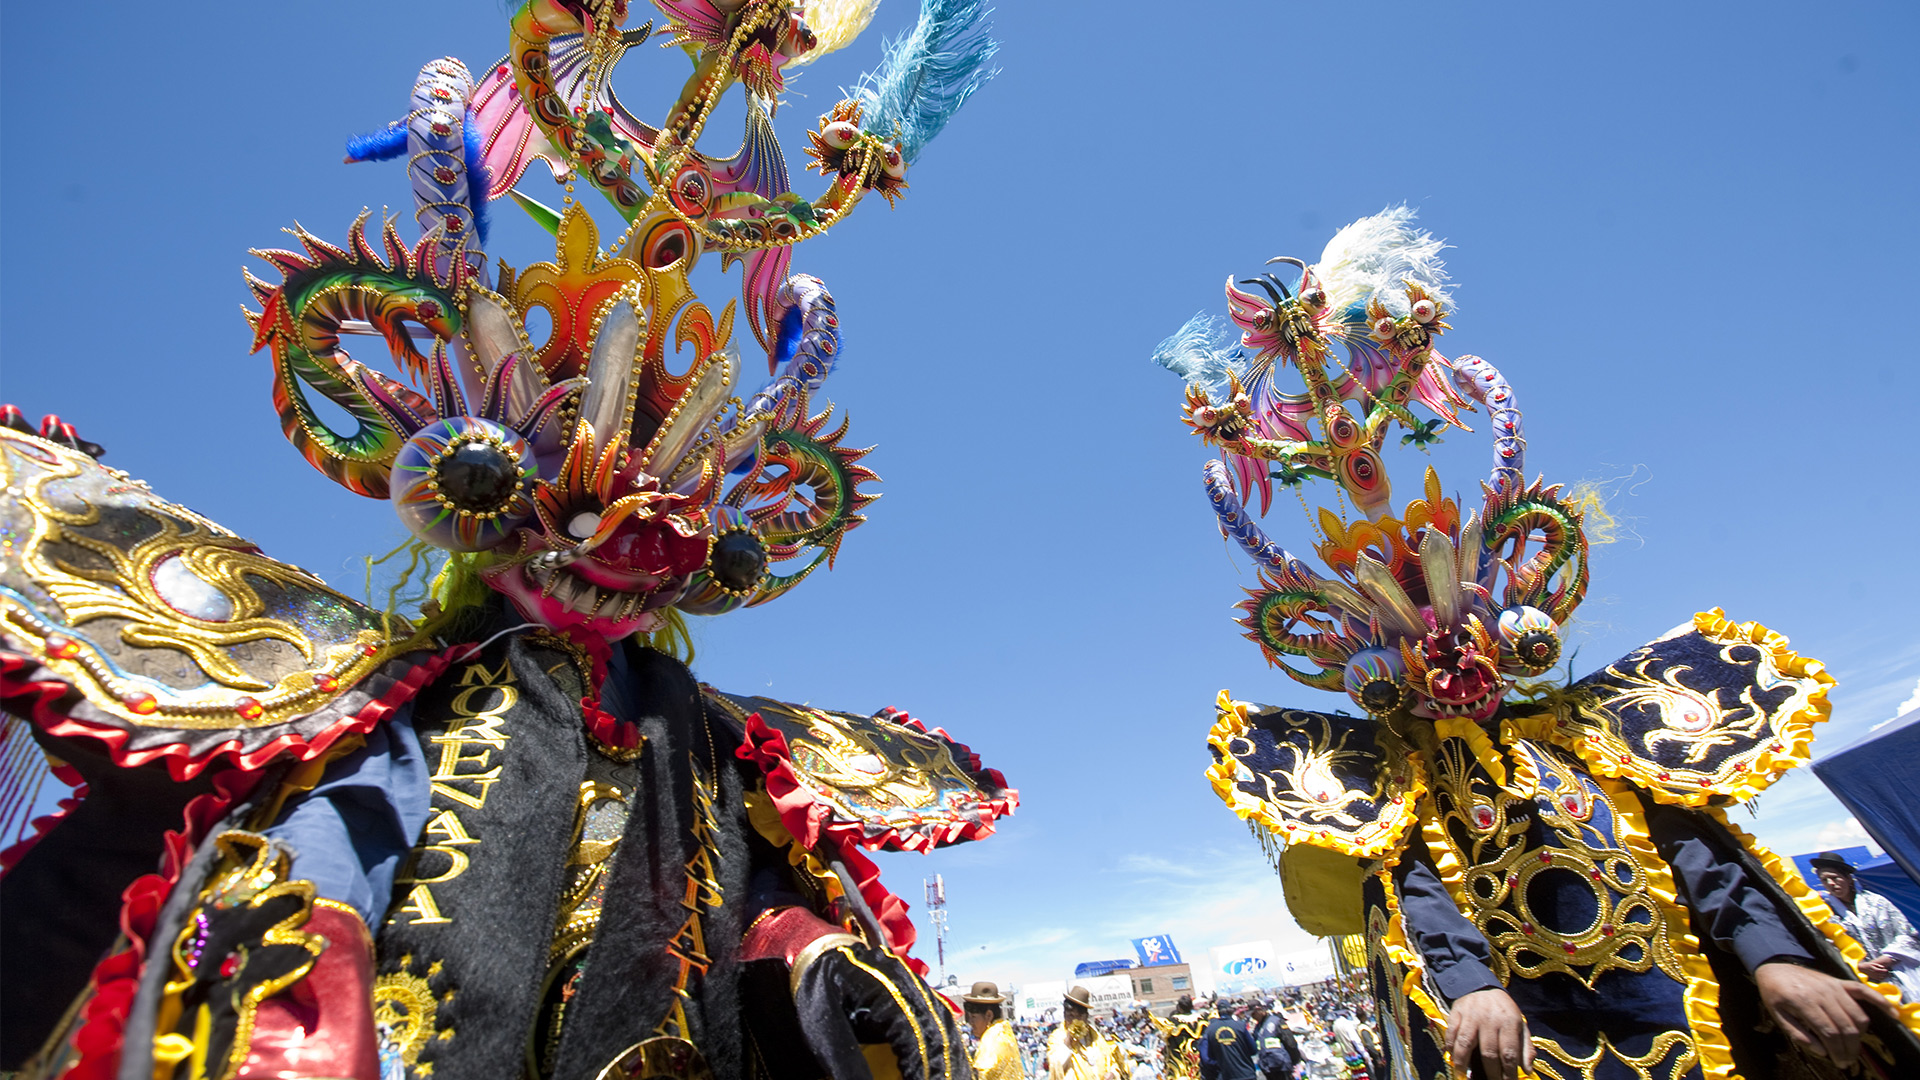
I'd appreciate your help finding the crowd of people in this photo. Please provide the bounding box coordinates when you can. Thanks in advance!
[956,978,1389,1080]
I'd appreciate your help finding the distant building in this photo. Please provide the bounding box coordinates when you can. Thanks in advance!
[1129,962,1194,1011]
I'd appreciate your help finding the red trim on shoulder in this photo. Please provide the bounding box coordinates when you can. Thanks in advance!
[740,905,845,965]
[736,707,1023,978]
[836,841,929,977]
[736,708,1017,856]
[0,648,455,781]
[64,766,265,1080]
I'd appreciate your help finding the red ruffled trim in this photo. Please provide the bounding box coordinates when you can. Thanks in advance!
[0,648,455,781]
[837,840,928,977]
[737,709,1018,855]
[63,766,264,1080]
[736,707,1021,977]
[582,696,643,751]
[0,759,87,872]
[4,643,469,1077]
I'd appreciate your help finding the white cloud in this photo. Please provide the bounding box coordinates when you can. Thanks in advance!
[1870,677,1920,732]
[940,848,1322,991]
[1812,817,1885,856]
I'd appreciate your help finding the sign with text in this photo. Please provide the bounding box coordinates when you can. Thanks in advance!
[1209,940,1278,994]
[1132,935,1183,966]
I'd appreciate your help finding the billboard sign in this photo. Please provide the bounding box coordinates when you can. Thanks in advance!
[1271,946,1336,987]
[1132,935,1183,966]
[1082,973,1138,1015]
[1014,981,1065,1022]
[1209,940,1278,994]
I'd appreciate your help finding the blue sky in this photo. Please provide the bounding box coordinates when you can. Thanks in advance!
[4,2,1918,993]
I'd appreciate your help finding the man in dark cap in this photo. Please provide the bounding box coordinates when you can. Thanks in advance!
[1250,998,1299,1080]
[1812,851,1920,1002]
[1199,998,1259,1080]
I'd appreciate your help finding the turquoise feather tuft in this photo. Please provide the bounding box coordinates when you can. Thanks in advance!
[854,0,999,163]
[1152,313,1246,399]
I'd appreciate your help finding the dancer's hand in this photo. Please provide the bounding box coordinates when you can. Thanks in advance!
[1755,960,1899,1068]
[1858,954,1897,980]
[1445,987,1532,1080]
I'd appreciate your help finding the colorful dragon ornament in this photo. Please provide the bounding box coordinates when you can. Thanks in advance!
[0,3,1011,1080]
[1155,208,1920,1080]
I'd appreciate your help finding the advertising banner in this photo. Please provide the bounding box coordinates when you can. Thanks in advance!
[1271,946,1336,987]
[1209,940,1278,995]
[1132,935,1183,966]
[1082,973,1138,1015]
[1014,981,1066,1022]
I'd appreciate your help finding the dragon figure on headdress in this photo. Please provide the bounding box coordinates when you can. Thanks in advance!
[1155,209,1920,1080]
[0,3,1009,1079]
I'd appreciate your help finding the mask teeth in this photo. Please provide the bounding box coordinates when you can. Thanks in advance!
[539,564,565,598]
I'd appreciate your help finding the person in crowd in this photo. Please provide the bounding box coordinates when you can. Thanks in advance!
[1050,986,1129,1080]
[966,982,1025,1080]
[1812,850,1920,1003]
[1250,998,1300,1080]
[1200,999,1259,1080]
[1155,993,1208,1080]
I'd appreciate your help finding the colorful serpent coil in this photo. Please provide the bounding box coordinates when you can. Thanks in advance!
[1154,208,1589,720]
[252,0,996,640]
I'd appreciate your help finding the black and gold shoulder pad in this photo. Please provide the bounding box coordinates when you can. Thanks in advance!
[1205,691,1424,859]
[0,429,444,778]
[709,689,1017,853]
[1543,608,1832,806]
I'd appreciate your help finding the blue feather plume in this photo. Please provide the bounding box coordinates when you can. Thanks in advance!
[769,305,806,374]
[345,122,407,163]
[1151,313,1246,398]
[462,109,491,245]
[854,0,999,163]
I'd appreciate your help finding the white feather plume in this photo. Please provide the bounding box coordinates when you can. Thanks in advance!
[1313,206,1452,317]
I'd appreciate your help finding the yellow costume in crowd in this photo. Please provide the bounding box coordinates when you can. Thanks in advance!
[973,1018,1024,1080]
[1047,1020,1127,1080]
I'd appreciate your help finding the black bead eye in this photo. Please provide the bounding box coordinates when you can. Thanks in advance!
[707,529,767,593]
[435,439,522,513]
[1359,679,1402,714]
[1514,630,1561,672]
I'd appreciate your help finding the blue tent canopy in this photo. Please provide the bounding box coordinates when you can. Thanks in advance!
[1805,706,1920,923]
[1073,959,1137,979]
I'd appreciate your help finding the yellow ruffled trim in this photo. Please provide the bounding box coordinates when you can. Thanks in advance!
[1375,849,1449,1043]
[1705,810,1920,1032]
[1587,774,1731,1080]
[1434,718,1509,790]
[745,787,845,905]
[1205,690,1426,858]
[1571,609,1834,807]
[1416,804,1482,931]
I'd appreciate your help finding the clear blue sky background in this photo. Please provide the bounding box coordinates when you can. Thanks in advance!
[4,2,1917,992]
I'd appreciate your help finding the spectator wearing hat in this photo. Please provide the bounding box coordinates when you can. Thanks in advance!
[1811,851,1920,1002]
[964,982,1023,1080]
[1250,999,1299,1080]
[1049,986,1128,1080]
